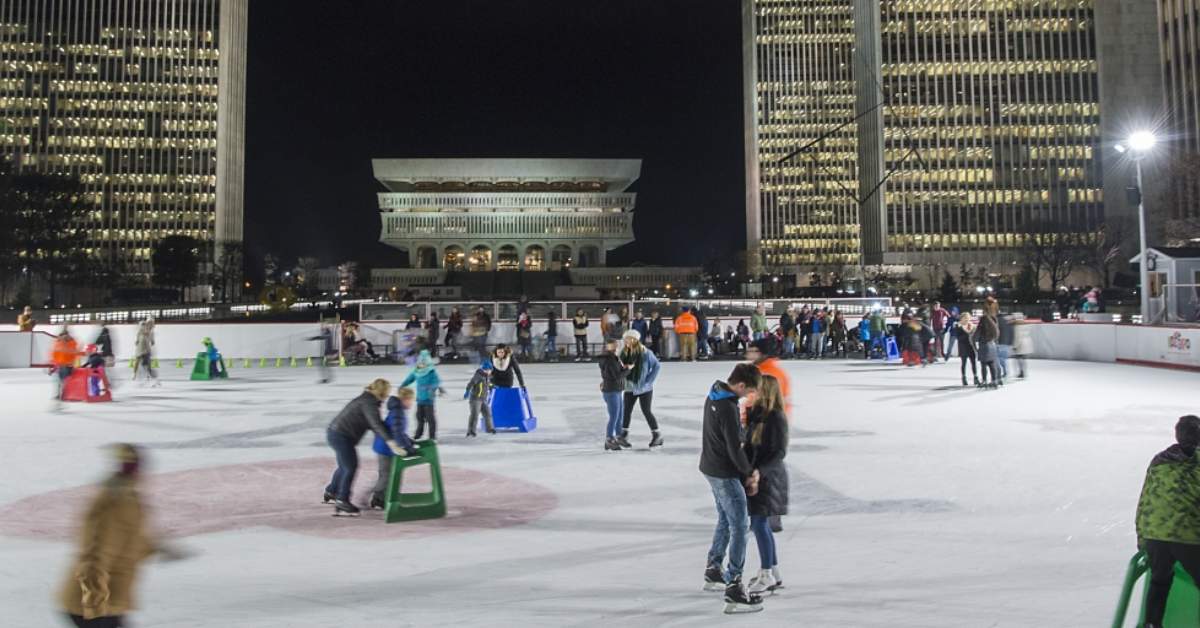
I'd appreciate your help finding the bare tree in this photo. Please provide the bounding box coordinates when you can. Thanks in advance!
[1022,220,1084,291]
[1081,219,1132,289]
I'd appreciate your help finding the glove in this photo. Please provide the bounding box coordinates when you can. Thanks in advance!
[387,440,406,456]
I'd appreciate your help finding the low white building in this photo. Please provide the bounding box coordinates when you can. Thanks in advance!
[373,158,640,271]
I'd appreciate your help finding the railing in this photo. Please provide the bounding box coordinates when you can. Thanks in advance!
[378,192,636,210]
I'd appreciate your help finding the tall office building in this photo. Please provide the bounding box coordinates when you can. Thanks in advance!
[1159,0,1200,221]
[0,0,247,275]
[744,0,1162,281]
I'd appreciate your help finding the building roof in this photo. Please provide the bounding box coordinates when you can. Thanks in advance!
[1128,246,1200,263]
[372,158,642,193]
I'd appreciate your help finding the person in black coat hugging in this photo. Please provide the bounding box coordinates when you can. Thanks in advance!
[745,374,789,596]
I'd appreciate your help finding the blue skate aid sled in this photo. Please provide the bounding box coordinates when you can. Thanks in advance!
[488,386,537,432]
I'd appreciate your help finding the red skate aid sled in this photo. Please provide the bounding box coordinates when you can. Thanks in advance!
[60,367,112,403]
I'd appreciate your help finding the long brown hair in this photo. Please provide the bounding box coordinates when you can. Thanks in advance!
[753,374,784,416]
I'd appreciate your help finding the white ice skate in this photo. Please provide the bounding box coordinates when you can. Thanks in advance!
[747,568,781,595]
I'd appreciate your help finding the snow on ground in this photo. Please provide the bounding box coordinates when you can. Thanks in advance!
[0,357,1193,627]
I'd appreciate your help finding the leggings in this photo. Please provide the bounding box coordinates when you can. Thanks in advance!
[69,615,123,628]
[413,404,437,440]
[749,514,777,570]
[622,391,659,432]
[959,354,977,380]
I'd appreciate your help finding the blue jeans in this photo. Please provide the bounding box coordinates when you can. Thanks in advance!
[782,337,794,356]
[544,336,556,358]
[750,515,777,569]
[997,344,1011,379]
[602,391,624,438]
[325,429,359,501]
[705,474,749,583]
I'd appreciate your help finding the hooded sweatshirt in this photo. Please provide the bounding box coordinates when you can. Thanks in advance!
[400,351,441,405]
[699,381,754,479]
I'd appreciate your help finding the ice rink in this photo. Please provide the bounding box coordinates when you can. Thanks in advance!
[0,357,1194,627]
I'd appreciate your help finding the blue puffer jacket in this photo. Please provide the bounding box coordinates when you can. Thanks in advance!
[858,319,871,341]
[622,347,660,395]
[373,396,414,455]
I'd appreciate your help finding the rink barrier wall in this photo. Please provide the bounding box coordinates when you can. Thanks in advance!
[4,321,1199,370]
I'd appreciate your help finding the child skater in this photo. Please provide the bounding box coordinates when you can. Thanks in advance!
[370,387,418,509]
[464,359,496,437]
[402,350,445,440]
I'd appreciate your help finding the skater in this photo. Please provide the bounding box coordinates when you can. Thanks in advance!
[59,444,187,628]
[951,313,979,386]
[745,339,792,418]
[750,304,768,341]
[470,307,491,359]
[599,307,614,341]
[618,329,662,448]
[631,310,648,340]
[930,301,950,359]
[516,311,533,359]
[405,313,422,330]
[808,310,826,359]
[95,323,114,367]
[572,308,590,360]
[778,309,796,358]
[599,340,627,451]
[464,359,495,436]
[445,307,463,358]
[675,307,699,362]
[544,308,559,361]
[899,319,923,367]
[307,322,336,384]
[490,344,526,389]
[369,388,419,509]
[1011,315,1030,379]
[700,363,764,614]
[828,310,847,358]
[869,308,887,357]
[1136,415,1200,628]
[401,350,444,441]
[426,312,440,357]
[745,374,789,596]
[133,318,158,386]
[858,314,872,358]
[944,305,961,358]
[975,313,1001,388]
[707,317,724,357]
[696,306,710,360]
[17,304,35,330]
[996,312,1014,382]
[324,379,407,516]
[201,337,226,378]
[50,327,82,406]
[647,310,664,356]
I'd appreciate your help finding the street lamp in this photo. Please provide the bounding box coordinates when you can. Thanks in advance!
[1115,131,1157,323]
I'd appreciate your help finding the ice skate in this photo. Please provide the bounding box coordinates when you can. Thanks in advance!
[648,431,663,448]
[747,569,779,595]
[333,500,361,517]
[322,490,335,504]
[723,579,763,614]
[703,565,725,591]
[466,431,476,437]
[961,375,969,387]
[616,431,632,449]
[369,495,385,510]
[604,438,621,451]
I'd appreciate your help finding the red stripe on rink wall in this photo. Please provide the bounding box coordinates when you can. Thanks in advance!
[0,457,558,541]
[1115,358,1200,373]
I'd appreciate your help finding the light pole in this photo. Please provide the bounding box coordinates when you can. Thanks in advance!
[1115,131,1156,324]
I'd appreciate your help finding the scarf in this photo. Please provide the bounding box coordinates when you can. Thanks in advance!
[493,354,511,372]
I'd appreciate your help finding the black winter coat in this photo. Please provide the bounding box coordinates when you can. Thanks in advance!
[744,406,789,517]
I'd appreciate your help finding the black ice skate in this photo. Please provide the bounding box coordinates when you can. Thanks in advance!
[369,495,385,510]
[648,431,663,448]
[723,578,764,614]
[333,500,361,517]
[604,438,621,451]
[616,431,632,449]
[703,565,725,592]
[322,491,335,504]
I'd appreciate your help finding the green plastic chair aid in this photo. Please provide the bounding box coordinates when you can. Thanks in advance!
[189,353,229,381]
[384,439,446,523]
[1112,550,1200,627]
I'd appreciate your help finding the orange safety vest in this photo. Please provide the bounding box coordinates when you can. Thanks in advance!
[52,338,80,368]
[674,313,698,335]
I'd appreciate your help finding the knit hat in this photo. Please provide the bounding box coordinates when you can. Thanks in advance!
[622,329,641,342]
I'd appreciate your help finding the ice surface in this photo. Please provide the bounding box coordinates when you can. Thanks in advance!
[0,358,1193,627]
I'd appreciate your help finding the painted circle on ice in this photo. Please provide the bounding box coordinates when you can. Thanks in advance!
[0,457,557,540]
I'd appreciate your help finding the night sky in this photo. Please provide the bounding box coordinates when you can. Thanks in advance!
[243,0,744,274]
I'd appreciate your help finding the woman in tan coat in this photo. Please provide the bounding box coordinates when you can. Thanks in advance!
[60,444,177,627]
